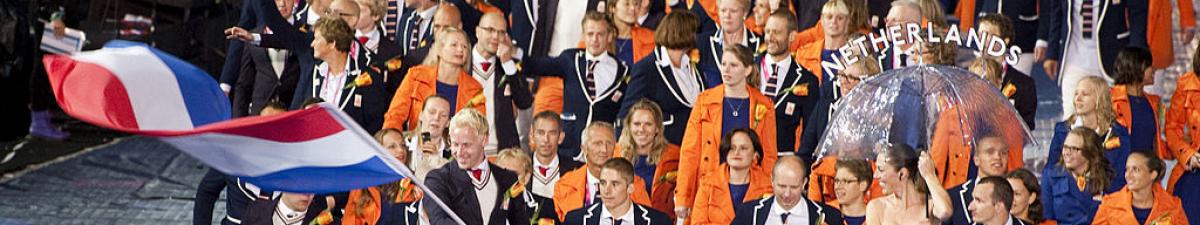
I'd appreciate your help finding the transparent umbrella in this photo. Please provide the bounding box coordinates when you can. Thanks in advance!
[813,65,1035,169]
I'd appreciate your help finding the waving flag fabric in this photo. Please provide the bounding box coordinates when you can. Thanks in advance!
[40,40,409,194]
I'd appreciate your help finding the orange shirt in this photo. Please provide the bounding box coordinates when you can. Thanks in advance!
[676,85,778,211]
[382,65,484,130]
[553,165,653,220]
[1092,186,1191,225]
[1164,72,1200,192]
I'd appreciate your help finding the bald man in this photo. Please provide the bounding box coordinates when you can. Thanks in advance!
[469,13,533,153]
[732,156,844,225]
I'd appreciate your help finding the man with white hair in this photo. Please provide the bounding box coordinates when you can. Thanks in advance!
[423,109,530,225]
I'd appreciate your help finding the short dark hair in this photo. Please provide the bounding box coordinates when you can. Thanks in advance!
[979,176,1015,210]
[719,128,765,165]
[1113,47,1152,85]
[602,157,636,183]
[655,11,699,50]
[315,18,355,53]
[1130,150,1166,181]
[768,10,798,32]
[581,10,617,33]
[835,159,874,182]
[263,99,288,111]
[532,110,562,131]
[976,14,1014,41]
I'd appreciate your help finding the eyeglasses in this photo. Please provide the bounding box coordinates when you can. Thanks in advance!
[834,178,864,185]
[1063,145,1085,153]
[478,26,506,35]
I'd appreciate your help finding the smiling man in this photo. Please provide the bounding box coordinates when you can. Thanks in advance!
[946,135,1011,225]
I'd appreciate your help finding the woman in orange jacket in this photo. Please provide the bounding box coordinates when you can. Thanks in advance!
[1092,151,1190,225]
[689,128,774,225]
[343,129,423,225]
[1146,0,1195,69]
[382,28,484,130]
[610,0,657,65]
[616,99,682,218]
[1110,48,1165,156]
[675,45,778,221]
[795,0,863,87]
[1164,49,1200,224]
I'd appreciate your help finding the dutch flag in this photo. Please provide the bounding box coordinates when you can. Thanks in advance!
[40,40,409,194]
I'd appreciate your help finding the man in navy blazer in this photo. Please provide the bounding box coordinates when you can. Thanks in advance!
[964,177,1030,225]
[562,158,673,225]
[732,156,844,225]
[424,109,530,225]
[758,11,820,159]
[944,135,1011,225]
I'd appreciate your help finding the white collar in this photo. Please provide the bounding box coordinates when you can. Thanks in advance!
[771,198,810,219]
[470,160,490,172]
[472,48,497,71]
[318,53,355,78]
[599,204,636,225]
[418,5,439,20]
[355,29,381,49]
[715,26,749,45]
[276,200,308,221]
[637,14,648,24]
[585,52,613,63]
[306,8,321,26]
[765,53,791,67]
[655,47,690,69]
[534,155,560,169]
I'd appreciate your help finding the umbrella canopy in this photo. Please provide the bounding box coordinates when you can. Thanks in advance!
[814,65,1035,163]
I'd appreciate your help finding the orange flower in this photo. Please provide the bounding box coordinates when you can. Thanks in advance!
[1104,137,1121,150]
[660,171,678,182]
[466,93,487,108]
[506,181,525,198]
[345,72,373,89]
[386,58,403,71]
[1002,84,1017,97]
[537,218,555,225]
[753,103,768,127]
[310,210,333,225]
[689,49,700,64]
[788,84,809,96]
[394,178,423,203]
[1151,212,1171,225]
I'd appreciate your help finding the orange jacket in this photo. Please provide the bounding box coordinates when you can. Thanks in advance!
[806,156,884,208]
[1111,85,1166,155]
[795,38,826,85]
[382,65,484,130]
[1148,0,1195,69]
[676,85,778,210]
[792,25,823,52]
[929,98,1025,189]
[342,180,422,225]
[1092,186,1191,225]
[954,0,978,33]
[1164,72,1200,193]
[533,76,565,114]
[689,165,774,225]
[472,1,503,15]
[553,165,653,220]
[615,144,684,219]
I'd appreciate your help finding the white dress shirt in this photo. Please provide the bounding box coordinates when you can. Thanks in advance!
[585,52,619,96]
[764,199,810,225]
[586,170,601,205]
[355,28,382,53]
[272,199,308,225]
[548,3,586,56]
[664,48,702,105]
[599,204,636,225]
[317,56,353,104]
[760,53,792,95]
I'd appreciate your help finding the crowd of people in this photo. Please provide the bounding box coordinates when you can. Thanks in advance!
[89,0,1197,223]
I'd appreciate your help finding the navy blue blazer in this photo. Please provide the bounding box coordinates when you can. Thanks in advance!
[974,0,1041,50]
[695,27,762,88]
[255,0,318,109]
[561,203,672,225]
[423,161,530,225]
[944,179,977,225]
[1040,164,1117,225]
[522,186,560,225]
[479,58,535,150]
[232,42,301,118]
[1041,0,1147,76]
[618,48,715,145]
[523,49,631,161]
[310,51,392,134]
[1003,67,1037,130]
[393,8,435,57]
[798,78,841,164]
[756,56,821,156]
[731,197,845,225]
